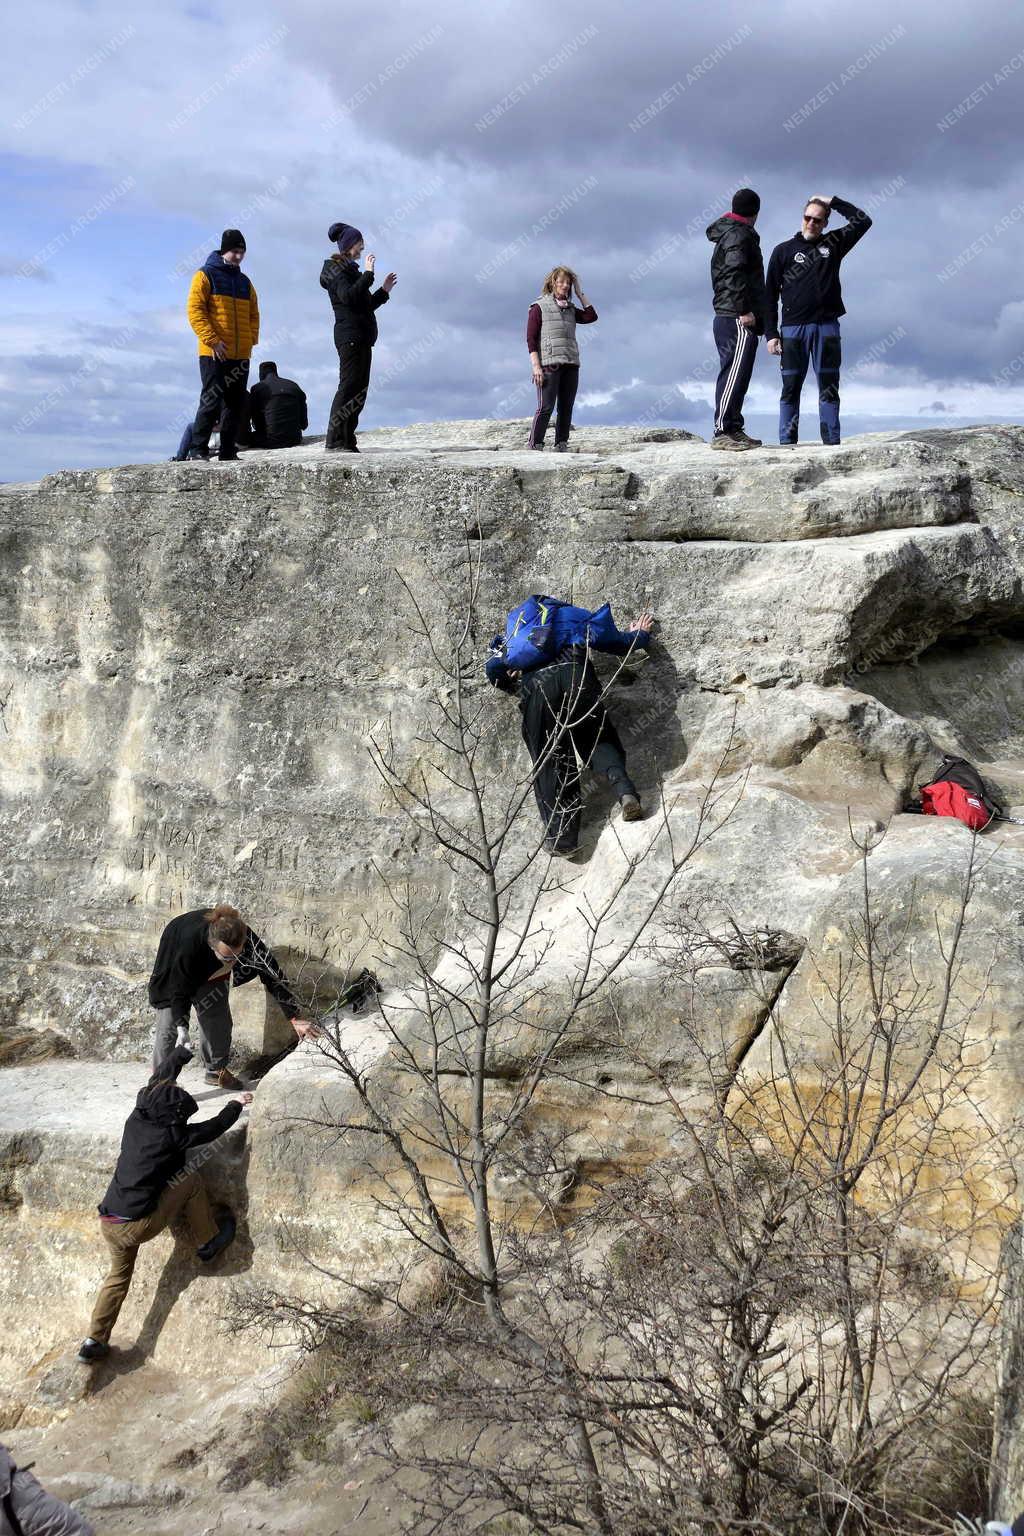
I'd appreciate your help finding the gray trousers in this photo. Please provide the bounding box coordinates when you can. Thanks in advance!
[152,976,233,1075]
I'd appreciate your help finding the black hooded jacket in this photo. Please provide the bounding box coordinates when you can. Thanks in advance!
[320,256,390,345]
[706,214,768,333]
[99,1047,243,1220]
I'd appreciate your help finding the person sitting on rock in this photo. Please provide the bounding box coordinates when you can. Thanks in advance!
[77,1043,249,1364]
[485,600,653,856]
[248,361,308,449]
[148,904,317,1089]
[526,267,597,451]
[321,222,397,452]
[764,193,873,446]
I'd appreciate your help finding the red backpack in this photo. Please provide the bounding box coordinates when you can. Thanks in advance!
[918,755,998,832]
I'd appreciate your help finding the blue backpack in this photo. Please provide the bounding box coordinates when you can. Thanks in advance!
[504,595,561,671]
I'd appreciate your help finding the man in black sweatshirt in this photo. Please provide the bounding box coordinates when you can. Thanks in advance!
[765,194,872,445]
[77,1045,248,1362]
[147,903,316,1089]
[706,187,769,452]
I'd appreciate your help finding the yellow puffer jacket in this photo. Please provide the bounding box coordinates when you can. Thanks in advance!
[187,250,259,359]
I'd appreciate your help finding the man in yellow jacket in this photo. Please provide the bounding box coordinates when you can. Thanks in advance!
[185,228,259,461]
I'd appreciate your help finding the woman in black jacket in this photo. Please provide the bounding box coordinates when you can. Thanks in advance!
[321,222,397,452]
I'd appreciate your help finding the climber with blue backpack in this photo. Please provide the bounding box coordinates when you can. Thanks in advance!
[485,596,654,857]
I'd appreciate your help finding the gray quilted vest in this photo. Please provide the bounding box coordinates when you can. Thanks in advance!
[535,293,580,366]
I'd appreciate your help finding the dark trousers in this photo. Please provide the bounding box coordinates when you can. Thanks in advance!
[528,363,580,447]
[192,357,250,458]
[520,654,637,852]
[152,976,233,1074]
[713,316,758,435]
[327,333,373,448]
[779,321,842,444]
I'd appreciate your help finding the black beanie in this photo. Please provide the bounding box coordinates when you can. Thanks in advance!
[327,221,349,243]
[220,228,246,253]
[731,188,760,218]
[259,361,277,380]
[332,224,363,252]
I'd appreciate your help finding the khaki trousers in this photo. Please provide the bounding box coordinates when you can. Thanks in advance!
[88,1169,219,1344]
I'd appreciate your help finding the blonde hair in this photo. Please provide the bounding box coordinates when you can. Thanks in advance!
[540,266,578,295]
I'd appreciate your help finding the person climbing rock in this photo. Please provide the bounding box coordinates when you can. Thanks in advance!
[526,267,597,451]
[185,228,259,462]
[147,904,316,1089]
[248,360,308,449]
[764,193,873,445]
[1,1443,95,1533]
[321,222,397,452]
[706,188,769,451]
[485,598,653,856]
[77,1043,249,1365]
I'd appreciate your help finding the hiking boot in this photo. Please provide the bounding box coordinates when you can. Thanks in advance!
[734,429,762,447]
[527,441,544,451]
[217,451,240,462]
[186,447,210,461]
[711,432,754,451]
[553,441,569,452]
[544,839,581,859]
[77,1338,109,1364]
[619,794,643,822]
[197,1212,236,1264]
[204,1067,246,1090]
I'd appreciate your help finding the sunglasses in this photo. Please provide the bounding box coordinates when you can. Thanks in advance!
[804,213,826,225]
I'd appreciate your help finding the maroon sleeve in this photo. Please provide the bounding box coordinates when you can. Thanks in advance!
[574,305,598,324]
[526,303,541,353]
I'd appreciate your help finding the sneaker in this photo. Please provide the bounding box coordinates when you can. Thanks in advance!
[204,1067,246,1090]
[77,1338,109,1363]
[619,794,643,823]
[553,441,569,453]
[197,1212,237,1264]
[734,429,762,447]
[186,448,210,461]
[526,442,544,451]
[710,432,754,452]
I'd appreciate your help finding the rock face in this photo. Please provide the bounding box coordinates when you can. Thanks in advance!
[3,421,1024,1524]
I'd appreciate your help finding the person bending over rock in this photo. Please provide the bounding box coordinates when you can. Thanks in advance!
[1,1442,95,1533]
[526,267,597,451]
[486,599,653,856]
[77,1044,249,1364]
[321,221,397,453]
[148,904,316,1089]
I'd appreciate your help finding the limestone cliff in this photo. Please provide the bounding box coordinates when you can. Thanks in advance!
[3,420,1024,1528]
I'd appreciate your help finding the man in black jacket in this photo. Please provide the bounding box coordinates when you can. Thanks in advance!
[765,194,873,445]
[706,188,768,452]
[320,222,397,452]
[248,361,308,448]
[77,1044,248,1362]
[148,904,316,1089]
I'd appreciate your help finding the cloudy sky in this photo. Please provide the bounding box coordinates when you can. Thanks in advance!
[1,0,1023,481]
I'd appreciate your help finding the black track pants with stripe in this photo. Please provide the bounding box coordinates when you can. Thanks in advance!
[713,315,758,435]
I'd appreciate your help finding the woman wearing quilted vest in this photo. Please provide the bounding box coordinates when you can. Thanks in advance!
[526,267,597,450]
